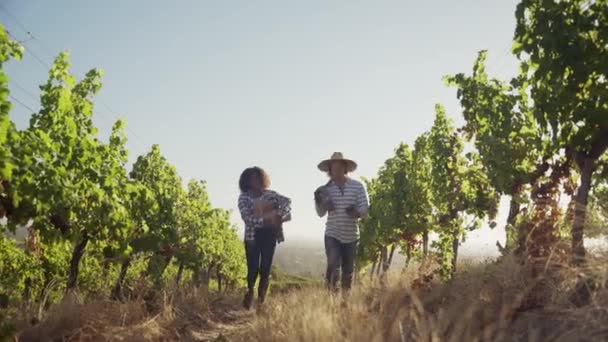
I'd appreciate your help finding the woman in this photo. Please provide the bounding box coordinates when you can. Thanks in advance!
[238,167,291,309]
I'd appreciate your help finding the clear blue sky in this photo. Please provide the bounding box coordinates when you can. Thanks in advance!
[2,0,519,255]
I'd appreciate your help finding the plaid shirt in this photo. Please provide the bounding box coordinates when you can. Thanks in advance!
[238,190,291,242]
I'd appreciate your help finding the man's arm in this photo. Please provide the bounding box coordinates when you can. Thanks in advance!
[315,201,327,217]
[356,182,369,219]
[315,186,334,217]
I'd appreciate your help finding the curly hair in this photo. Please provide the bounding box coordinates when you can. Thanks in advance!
[239,166,271,193]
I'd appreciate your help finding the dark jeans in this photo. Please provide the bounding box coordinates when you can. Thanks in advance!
[245,227,277,299]
[325,235,357,291]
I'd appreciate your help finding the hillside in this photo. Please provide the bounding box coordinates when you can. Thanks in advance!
[272,242,326,278]
[272,240,491,279]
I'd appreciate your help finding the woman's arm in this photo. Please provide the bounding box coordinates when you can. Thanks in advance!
[267,190,292,222]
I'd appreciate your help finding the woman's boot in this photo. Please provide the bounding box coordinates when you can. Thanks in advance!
[258,277,270,304]
[243,288,254,309]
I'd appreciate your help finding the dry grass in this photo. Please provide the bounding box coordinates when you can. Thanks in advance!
[241,256,608,342]
[17,287,249,342]
[13,256,608,341]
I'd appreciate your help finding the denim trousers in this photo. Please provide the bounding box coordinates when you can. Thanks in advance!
[245,227,277,298]
[324,235,357,291]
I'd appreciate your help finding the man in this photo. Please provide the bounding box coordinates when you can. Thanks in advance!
[315,152,369,294]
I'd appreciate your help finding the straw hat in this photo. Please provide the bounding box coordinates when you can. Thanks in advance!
[317,152,357,173]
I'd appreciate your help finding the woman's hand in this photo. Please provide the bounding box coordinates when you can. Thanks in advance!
[262,210,282,226]
[254,201,275,215]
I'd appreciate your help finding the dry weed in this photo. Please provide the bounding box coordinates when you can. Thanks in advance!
[14,256,608,341]
[17,287,244,342]
[243,256,608,342]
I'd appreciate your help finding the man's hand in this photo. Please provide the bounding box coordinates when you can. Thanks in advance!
[315,187,335,212]
[346,206,360,219]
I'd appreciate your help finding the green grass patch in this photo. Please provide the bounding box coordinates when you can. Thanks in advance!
[269,266,322,294]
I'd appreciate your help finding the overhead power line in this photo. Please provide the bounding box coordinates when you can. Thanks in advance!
[0,5,150,154]
[0,4,55,57]
[9,94,36,112]
[10,79,38,103]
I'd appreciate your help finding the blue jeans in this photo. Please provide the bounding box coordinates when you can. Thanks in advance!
[324,235,357,291]
[245,228,276,300]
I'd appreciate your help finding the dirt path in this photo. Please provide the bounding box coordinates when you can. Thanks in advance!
[190,310,252,341]
[189,302,255,341]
